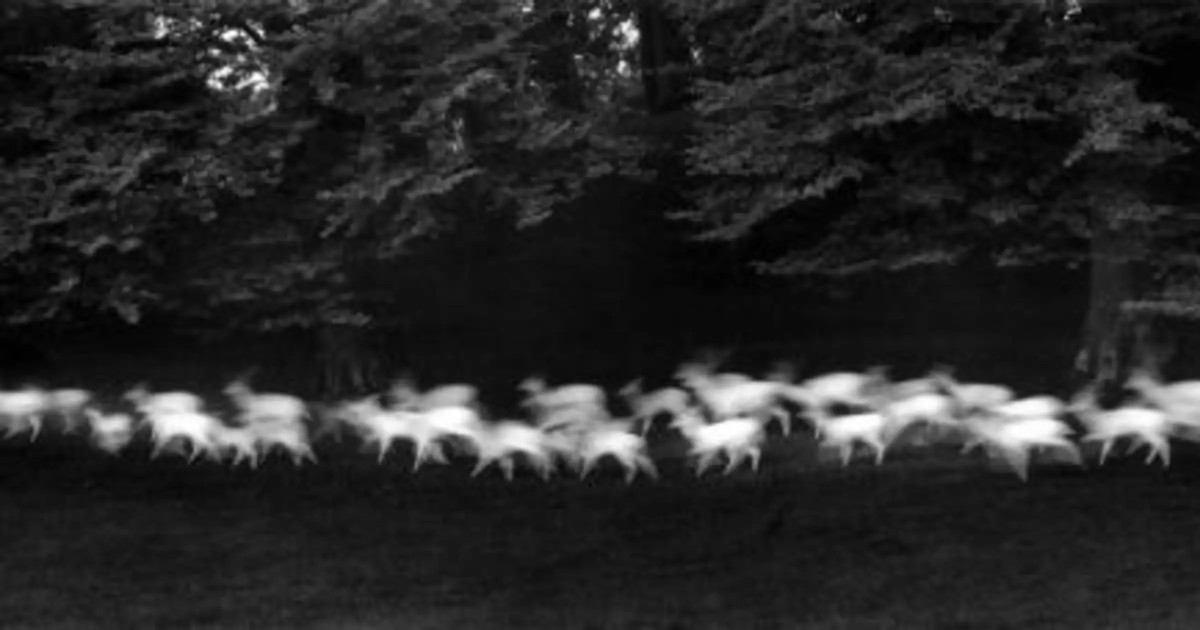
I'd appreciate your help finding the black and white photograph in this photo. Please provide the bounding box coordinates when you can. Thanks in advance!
[2,0,1200,627]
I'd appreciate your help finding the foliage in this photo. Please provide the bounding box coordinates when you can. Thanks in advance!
[7,0,1200,347]
[674,0,1200,285]
[0,0,642,330]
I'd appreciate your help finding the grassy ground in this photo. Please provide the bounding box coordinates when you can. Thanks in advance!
[3,430,1200,629]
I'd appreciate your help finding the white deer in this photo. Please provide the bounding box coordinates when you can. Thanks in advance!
[83,408,135,455]
[252,420,318,467]
[124,383,204,416]
[670,409,766,476]
[800,368,885,413]
[408,405,485,449]
[574,421,658,484]
[1124,368,1200,437]
[310,397,371,444]
[44,388,93,434]
[929,368,1015,410]
[366,406,486,471]
[142,409,223,463]
[808,408,895,467]
[960,396,1067,455]
[470,420,555,481]
[960,413,1082,481]
[0,386,48,441]
[519,376,607,418]
[210,423,263,469]
[675,364,813,436]
[877,390,959,446]
[672,358,753,388]
[617,378,691,436]
[1068,385,1173,468]
[223,377,309,430]
[389,378,480,412]
[356,410,447,469]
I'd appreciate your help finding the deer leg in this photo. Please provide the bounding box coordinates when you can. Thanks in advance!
[1098,439,1114,466]
[637,454,659,480]
[500,457,515,481]
[722,450,743,476]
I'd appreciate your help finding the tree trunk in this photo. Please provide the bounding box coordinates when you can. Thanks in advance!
[529,0,586,111]
[313,324,383,399]
[636,0,693,114]
[1075,215,1143,393]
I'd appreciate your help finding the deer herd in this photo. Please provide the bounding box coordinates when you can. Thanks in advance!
[1,354,1200,483]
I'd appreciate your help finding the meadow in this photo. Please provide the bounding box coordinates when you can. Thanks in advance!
[3,422,1200,629]
[2,299,1192,629]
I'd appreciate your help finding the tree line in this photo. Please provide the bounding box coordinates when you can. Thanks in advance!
[2,0,1198,393]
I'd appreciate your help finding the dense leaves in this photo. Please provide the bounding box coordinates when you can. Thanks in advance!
[4,0,1200,375]
[0,0,640,330]
[677,0,1199,282]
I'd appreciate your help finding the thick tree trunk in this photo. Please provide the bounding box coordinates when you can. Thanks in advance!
[529,0,586,111]
[1075,216,1145,393]
[636,1,693,114]
[313,324,383,399]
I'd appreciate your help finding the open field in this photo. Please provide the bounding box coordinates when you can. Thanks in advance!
[1,320,1192,628]
[4,431,1200,629]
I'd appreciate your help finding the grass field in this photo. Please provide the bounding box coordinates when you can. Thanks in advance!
[4,430,1200,630]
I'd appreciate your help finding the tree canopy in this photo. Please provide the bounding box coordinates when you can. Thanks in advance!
[3,0,1200,386]
[677,0,1199,275]
[1,0,640,330]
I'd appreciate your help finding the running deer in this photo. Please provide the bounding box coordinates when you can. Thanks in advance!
[670,408,766,477]
[44,388,93,434]
[1124,367,1200,438]
[960,396,1067,455]
[799,368,886,414]
[929,367,1015,410]
[124,383,204,416]
[470,420,555,481]
[617,378,691,436]
[519,375,610,437]
[387,376,481,412]
[83,408,134,455]
[0,386,48,441]
[223,374,309,428]
[960,413,1082,481]
[142,409,223,463]
[356,409,448,470]
[574,421,659,484]
[1068,385,1173,468]
[674,363,814,436]
[808,407,895,467]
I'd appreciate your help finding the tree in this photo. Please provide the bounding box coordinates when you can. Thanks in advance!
[0,0,638,394]
[672,0,1200,386]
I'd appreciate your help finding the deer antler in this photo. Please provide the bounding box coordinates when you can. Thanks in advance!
[694,346,733,371]
[233,365,260,384]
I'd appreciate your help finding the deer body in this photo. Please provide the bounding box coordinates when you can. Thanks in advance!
[959,396,1067,454]
[143,410,223,463]
[1125,370,1200,435]
[125,385,203,417]
[961,414,1082,481]
[224,380,309,428]
[810,410,893,467]
[471,420,555,481]
[0,387,48,440]
[574,422,658,484]
[801,371,880,412]
[1070,387,1173,468]
[84,409,134,455]
[618,379,692,436]
[676,370,811,436]
[671,410,766,476]
[44,388,93,433]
